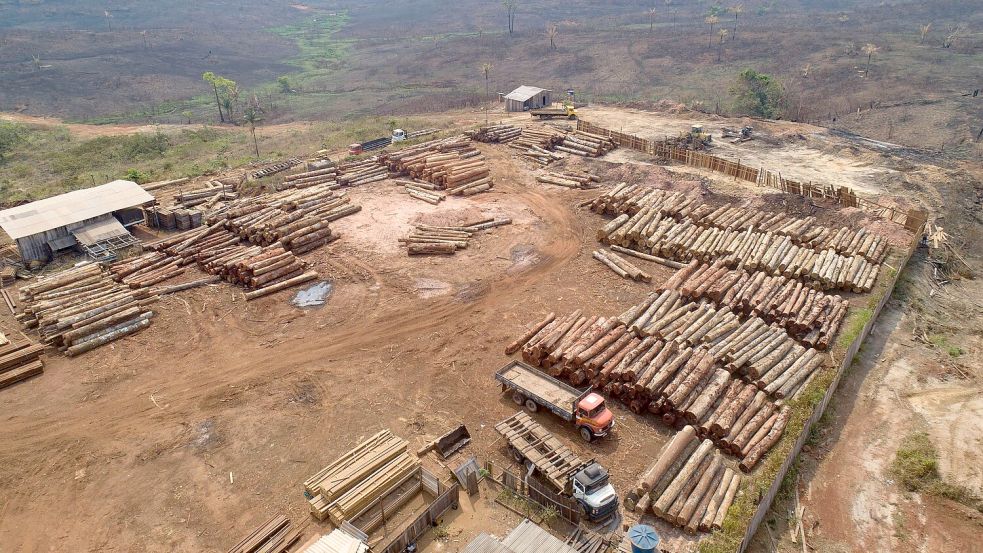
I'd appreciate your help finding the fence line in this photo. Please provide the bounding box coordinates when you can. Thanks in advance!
[575,119,925,228]
[487,461,582,525]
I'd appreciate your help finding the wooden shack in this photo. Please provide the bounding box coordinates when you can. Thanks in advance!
[504,86,553,112]
[0,180,154,262]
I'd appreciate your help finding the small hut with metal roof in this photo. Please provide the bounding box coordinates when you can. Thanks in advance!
[504,85,553,112]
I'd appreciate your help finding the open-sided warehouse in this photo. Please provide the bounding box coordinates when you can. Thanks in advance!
[0,180,153,262]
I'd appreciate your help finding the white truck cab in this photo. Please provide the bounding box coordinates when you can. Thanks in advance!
[391,128,406,143]
[571,462,619,519]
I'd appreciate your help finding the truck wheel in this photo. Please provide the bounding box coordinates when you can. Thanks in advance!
[524,399,539,413]
[579,427,594,443]
[512,392,525,406]
[510,446,524,463]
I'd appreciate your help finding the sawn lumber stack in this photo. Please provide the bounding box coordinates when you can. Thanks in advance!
[0,335,45,390]
[226,514,301,553]
[304,429,421,524]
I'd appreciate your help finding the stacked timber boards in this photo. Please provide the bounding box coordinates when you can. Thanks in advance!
[0,336,44,389]
[304,429,420,523]
[226,514,301,553]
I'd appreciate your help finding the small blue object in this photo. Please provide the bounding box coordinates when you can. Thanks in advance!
[627,524,660,553]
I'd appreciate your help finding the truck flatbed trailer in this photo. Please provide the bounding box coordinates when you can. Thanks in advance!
[496,360,585,420]
[494,411,586,492]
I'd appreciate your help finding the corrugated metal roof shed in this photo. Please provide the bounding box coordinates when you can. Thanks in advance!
[505,86,550,102]
[72,218,131,246]
[461,533,516,553]
[300,529,369,553]
[501,519,578,553]
[0,180,153,240]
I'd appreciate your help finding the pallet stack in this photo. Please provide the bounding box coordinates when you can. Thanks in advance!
[226,514,302,553]
[400,218,512,256]
[555,130,617,157]
[251,158,302,179]
[305,430,420,524]
[628,427,743,533]
[16,263,157,356]
[0,335,45,390]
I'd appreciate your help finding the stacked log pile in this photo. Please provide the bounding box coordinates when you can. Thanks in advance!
[226,514,301,553]
[508,127,567,165]
[592,249,651,282]
[665,259,850,349]
[0,336,45,390]
[536,171,599,189]
[250,158,302,179]
[685,205,889,263]
[281,166,339,190]
[555,130,617,157]
[593,197,881,292]
[467,124,521,143]
[305,430,420,523]
[174,184,238,208]
[16,264,157,356]
[590,184,889,281]
[627,427,743,532]
[336,158,388,188]
[109,251,185,288]
[395,180,446,205]
[381,136,493,196]
[401,218,512,256]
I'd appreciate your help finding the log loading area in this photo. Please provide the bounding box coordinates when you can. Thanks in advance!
[0,107,923,553]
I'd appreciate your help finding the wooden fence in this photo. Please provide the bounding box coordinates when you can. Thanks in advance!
[488,462,582,525]
[376,480,460,553]
[575,119,921,227]
[736,222,925,552]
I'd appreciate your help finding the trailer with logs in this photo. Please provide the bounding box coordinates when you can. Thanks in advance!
[495,359,614,442]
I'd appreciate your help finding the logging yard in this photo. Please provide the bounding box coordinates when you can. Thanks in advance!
[0,102,980,553]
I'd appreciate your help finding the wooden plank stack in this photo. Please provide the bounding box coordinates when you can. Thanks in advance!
[536,171,599,189]
[304,429,420,524]
[381,136,493,196]
[400,218,512,256]
[0,336,45,390]
[628,427,743,532]
[16,263,157,356]
[555,130,617,157]
[226,514,302,553]
[467,124,522,143]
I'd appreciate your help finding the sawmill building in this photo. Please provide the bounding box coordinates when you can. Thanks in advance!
[504,86,553,112]
[0,180,153,263]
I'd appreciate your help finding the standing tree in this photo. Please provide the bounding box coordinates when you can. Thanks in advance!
[919,23,931,44]
[942,24,960,48]
[103,10,112,32]
[31,54,41,71]
[547,23,558,49]
[481,63,493,99]
[504,0,517,35]
[862,43,878,77]
[730,4,744,39]
[730,69,783,117]
[181,110,193,124]
[705,15,719,48]
[202,72,234,123]
[717,29,728,61]
[665,0,673,27]
[648,8,658,33]
[277,76,293,93]
[242,106,263,157]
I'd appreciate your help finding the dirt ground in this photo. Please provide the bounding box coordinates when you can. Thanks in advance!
[0,107,979,552]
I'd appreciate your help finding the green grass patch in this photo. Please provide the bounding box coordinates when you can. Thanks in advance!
[268,11,351,84]
[927,334,964,358]
[890,432,983,512]
[837,307,873,350]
